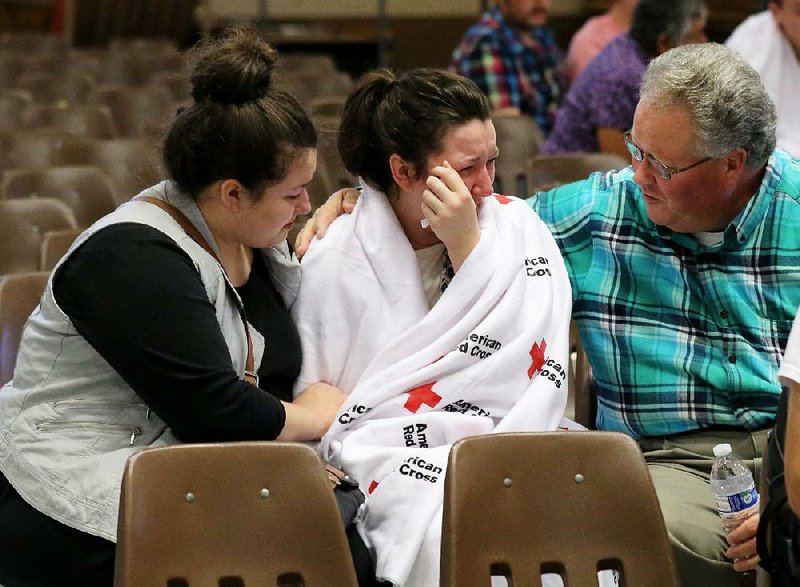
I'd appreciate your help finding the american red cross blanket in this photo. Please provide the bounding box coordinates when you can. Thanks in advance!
[293,183,572,586]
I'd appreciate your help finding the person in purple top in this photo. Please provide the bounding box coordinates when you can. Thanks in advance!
[541,0,707,157]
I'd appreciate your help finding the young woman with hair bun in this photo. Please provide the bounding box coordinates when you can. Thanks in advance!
[0,29,377,586]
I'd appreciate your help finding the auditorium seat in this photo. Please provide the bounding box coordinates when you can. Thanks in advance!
[115,442,358,586]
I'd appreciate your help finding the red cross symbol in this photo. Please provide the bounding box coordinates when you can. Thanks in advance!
[528,339,547,379]
[495,194,512,205]
[368,480,379,494]
[404,382,442,413]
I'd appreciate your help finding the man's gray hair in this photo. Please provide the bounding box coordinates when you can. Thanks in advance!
[639,43,777,168]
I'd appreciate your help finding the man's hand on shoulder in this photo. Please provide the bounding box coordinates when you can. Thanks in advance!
[294,187,361,258]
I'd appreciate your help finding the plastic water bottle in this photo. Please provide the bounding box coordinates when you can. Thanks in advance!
[710,443,760,533]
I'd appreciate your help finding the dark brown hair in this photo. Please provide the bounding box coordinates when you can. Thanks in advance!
[163,29,316,199]
[338,68,490,194]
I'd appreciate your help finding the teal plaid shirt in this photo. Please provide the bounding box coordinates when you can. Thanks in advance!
[529,149,800,438]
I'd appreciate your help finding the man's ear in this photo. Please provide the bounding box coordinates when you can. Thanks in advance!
[389,153,419,191]
[219,179,246,212]
[725,147,748,177]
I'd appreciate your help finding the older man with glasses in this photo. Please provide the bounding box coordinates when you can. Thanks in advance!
[531,42,800,586]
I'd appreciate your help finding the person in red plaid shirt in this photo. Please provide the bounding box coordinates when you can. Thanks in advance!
[449,0,567,136]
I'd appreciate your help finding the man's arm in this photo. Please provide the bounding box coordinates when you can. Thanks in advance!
[294,188,361,258]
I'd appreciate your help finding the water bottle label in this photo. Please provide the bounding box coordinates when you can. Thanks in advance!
[714,487,759,514]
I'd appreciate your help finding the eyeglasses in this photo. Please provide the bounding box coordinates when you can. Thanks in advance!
[623,131,712,180]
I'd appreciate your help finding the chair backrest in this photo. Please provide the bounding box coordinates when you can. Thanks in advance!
[89,84,177,138]
[39,227,83,271]
[312,115,357,201]
[491,113,544,198]
[0,130,73,178]
[21,103,119,138]
[441,431,679,587]
[0,198,78,275]
[15,71,96,107]
[114,442,358,587]
[0,271,49,386]
[57,136,165,205]
[308,95,348,119]
[527,153,630,194]
[0,165,118,227]
[0,89,33,129]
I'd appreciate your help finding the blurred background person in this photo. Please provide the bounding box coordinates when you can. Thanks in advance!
[542,0,708,157]
[449,0,567,136]
[726,0,800,158]
[564,0,637,82]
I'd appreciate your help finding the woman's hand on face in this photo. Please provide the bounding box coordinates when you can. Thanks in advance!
[278,382,347,441]
[423,161,481,272]
[294,188,361,259]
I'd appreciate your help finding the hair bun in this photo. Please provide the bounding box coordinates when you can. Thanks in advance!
[190,28,278,106]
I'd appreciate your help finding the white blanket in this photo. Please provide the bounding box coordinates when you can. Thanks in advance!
[293,183,573,586]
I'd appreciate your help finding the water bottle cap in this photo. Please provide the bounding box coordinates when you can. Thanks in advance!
[713,443,732,457]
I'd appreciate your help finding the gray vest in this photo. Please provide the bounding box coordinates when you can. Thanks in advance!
[0,181,299,541]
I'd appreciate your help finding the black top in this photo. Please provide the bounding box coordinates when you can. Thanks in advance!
[53,223,298,441]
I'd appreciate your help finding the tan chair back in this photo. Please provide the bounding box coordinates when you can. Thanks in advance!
[57,136,164,205]
[114,442,358,587]
[39,227,83,271]
[527,153,629,193]
[89,84,177,138]
[0,89,32,129]
[0,271,49,386]
[0,198,78,275]
[1,165,117,227]
[22,104,119,138]
[441,431,679,586]
[491,113,544,198]
[312,115,357,201]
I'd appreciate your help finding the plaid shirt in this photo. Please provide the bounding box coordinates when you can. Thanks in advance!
[449,6,566,135]
[529,149,800,438]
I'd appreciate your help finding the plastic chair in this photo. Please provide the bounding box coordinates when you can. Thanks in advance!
[0,53,24,86]
[441,431,680,586]
[149,70,192,102]
[0,130,74,178]
[0,89,33,129]
[491,112,544,198]
[527,153,630,194]
[89,84,177,138]
[309,95,348,119]
[0,271,49,386]
[0,198,78,275]
[21,104,119,139]
[39,227,83,271]
[0,166,117,227]
[57,136,165,204]
[114,442,358,587]
[15,71,96,107]
[312,115,357,200]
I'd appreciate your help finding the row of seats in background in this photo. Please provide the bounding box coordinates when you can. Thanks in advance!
[0,31,362,274]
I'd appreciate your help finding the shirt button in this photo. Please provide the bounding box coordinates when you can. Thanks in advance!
[719,310,728,320]
[728,355,737,364]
